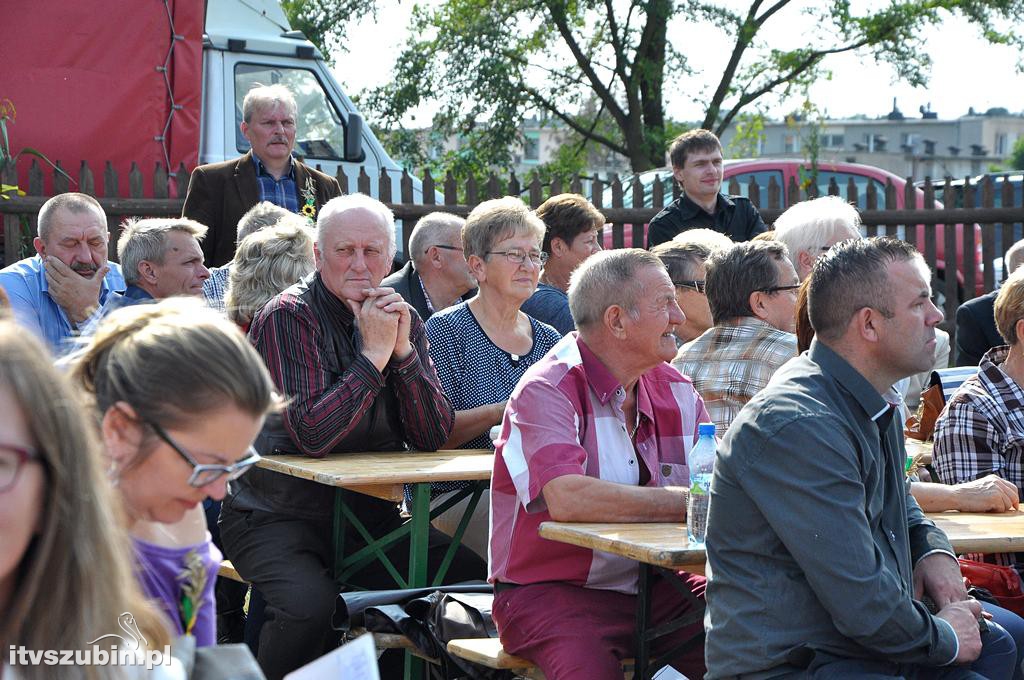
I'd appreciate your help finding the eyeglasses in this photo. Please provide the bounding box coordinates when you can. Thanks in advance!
[147,422,260,488]
[0,444,40,493]
[674,280,707,294]
[430,245,464,253]
[757,284,801,294]
[486,249,548,266]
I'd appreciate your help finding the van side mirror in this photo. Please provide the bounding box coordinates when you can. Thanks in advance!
[345,113,365,162]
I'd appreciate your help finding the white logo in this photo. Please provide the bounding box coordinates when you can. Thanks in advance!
[9,611,171,669]
[87,612,147,651]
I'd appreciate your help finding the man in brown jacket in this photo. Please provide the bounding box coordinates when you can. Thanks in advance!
[182,83,341,267]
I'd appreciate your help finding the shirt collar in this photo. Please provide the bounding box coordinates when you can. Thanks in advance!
[676,192,731,218]
[251,152,296,179]
[312,271,355,325]
[809,338,891,422]
[575,337,655,422]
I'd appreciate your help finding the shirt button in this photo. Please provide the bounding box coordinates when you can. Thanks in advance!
[628,459,634,465]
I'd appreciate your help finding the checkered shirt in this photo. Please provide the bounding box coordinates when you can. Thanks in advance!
[934,345,1024,498]
[203,265,230,313]
[252,154,299,213]
[672,317,797,434]
[489,333,710,594]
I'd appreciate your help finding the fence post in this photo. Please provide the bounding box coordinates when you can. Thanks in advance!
[508,171,520,199]
[2,161,21,265]
[528,173,542,208]
[747,176,760,210]
[357,167,371,196]
[767,175,780,210]
[630,175,644,247]
[422,170,436,206]
[652,173,664,209]
[923,179,938,297]
[465,173,478,206]
[104,161,121,261]
[609,174,624,249]
[443,171,457,206]
[942,179,959,319]
[154,163,169,199]
[487,173,501,199]
[980,176,996,294]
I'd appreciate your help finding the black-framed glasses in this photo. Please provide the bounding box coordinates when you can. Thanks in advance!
[486,249,548,265]
[147,422,260,488]
[0,444,40,493]
[430,244,464,253]
[674,280,707,294]
[757,284,801,294]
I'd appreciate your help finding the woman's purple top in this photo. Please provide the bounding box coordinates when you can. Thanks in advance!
[132,536,221,647]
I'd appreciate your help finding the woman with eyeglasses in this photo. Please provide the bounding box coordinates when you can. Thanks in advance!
[0,319,182,679]
[70,298,278,647]
[422,197,562,557]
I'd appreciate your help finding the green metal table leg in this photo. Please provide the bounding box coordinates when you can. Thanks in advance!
[333,488,347,584]
[404,483,432,680]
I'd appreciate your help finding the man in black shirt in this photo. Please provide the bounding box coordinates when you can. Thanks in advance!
[646,129,767,248]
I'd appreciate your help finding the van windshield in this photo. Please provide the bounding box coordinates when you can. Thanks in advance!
[235,63,344,160]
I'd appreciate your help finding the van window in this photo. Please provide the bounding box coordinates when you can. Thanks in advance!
[816,171,889,209]
[235,63,345,160]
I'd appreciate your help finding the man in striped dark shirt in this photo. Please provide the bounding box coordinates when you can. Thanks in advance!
[219,194,485,679]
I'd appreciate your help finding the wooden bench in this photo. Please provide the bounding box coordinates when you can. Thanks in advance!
[447,638,635,679]
[217,559,247,584]
[447,638,545,678]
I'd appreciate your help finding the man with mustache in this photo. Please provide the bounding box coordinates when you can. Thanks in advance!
[0,192,125,354]
[182,84,341,268]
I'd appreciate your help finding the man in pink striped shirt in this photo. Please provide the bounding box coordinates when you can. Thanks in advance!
[489,248,709,679]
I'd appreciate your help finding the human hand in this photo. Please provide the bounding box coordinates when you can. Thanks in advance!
[44,256,109,324]
[913,552,968,609]
[936,599,983,663]
[349,291,399,372]
[952,475,1020,513]
[366,287,413,360]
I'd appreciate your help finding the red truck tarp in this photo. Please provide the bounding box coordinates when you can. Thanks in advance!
[3,0,204,197]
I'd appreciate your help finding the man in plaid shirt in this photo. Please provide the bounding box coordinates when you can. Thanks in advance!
[672,240,798,433]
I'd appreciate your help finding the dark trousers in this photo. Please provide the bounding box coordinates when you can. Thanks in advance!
[219,500,486,680]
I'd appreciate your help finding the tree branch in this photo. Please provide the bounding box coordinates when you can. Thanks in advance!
[542,0,629,129]
[524,86,631,157]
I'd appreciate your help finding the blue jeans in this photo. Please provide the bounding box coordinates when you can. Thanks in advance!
[982,602,1024,680]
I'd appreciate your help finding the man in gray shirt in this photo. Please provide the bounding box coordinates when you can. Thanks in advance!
[705,237,1016,679]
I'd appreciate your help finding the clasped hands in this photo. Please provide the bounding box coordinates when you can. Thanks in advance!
[914,552,988,664]
[348,286,413,371]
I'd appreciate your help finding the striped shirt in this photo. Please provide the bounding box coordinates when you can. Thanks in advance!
[252,153,300,214]
[489,333,710,594]
[672,317,797,433]
[249,272,453,456]
[934,346,1024,520]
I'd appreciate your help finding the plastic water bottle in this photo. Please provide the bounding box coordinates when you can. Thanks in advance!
[687,422,717,545]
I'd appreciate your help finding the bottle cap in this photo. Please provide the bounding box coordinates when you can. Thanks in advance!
[698,422,716,436]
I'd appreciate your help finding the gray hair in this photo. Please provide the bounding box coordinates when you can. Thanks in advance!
[773,196,862,273]
[242,84,298,123]
[671,227,734,251]
[117,218,208,285]
[462,197,545,260]
[569,248,664,329]
[408,212,465,267]
[37,192,106,242]
[808,237,923,342]
[236,201,296,244]
[226,222,315,327]
[706,241,790,324]
[1006,238,1024,276]
[316,193,396,257]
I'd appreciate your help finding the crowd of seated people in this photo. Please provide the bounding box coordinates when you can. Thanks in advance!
[7,146,1024,679]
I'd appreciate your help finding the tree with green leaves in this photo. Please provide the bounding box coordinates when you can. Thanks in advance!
[1010,136,1024,171]
[298,0,1024,174]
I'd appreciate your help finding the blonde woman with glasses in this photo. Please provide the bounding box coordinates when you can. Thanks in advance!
[70,298,279,648]
[0,321,182,680]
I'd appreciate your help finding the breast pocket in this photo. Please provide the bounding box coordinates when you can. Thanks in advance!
[659,462,690,487]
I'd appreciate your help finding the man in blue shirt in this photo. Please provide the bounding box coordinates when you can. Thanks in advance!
[0,192,124,355]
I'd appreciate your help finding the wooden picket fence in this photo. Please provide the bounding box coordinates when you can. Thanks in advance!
[4,158,1024,344]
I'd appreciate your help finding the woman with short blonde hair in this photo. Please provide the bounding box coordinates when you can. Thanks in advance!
[225,220,315,329]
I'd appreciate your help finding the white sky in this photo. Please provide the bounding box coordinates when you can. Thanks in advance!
[330,1,1024,128]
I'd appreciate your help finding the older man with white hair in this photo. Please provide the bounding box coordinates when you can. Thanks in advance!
[218,194,484,679]
[382,211,476,321]
[773,194,862,281]
[183,84,342,267]
[489,248,710,680]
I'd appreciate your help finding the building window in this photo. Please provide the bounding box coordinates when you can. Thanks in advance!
[523,132,540,162]
[996,133,1008,156]
[784,135,799,153]
[821,134,844,149]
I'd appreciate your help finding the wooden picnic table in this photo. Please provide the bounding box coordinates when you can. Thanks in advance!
[257,449,493,680]
[539,510,1024,679]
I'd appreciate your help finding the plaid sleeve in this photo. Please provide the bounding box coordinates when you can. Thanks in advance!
[933,395,1005,484]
